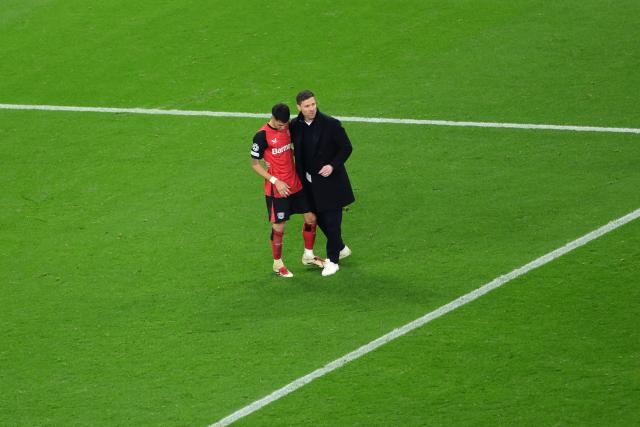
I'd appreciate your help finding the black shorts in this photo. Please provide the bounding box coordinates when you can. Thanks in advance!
[265,190,311,224]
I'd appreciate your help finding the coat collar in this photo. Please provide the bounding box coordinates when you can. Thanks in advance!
[295,109,325,125]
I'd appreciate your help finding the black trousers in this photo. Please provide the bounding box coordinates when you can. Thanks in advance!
[316,208,345,264]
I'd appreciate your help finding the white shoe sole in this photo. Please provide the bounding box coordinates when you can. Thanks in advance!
[321,264,340,277]
[274,270,293,278]
[302,256,325,267]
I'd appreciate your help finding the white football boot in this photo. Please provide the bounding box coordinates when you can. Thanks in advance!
[339,245,352,260]
[273,259,293,278]
[321,260,340,277]
[302,252,326,268]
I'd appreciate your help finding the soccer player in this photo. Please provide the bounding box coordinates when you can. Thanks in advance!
[250,103,325,277]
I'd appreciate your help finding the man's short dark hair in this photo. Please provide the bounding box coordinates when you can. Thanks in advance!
[272,103,290,123]
[296,90,315,105]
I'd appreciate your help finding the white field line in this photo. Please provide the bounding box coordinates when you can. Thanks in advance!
[1,103,639,134]
[210,207,640,427]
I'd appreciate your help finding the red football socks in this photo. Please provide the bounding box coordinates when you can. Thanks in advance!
[302,223,316,250]
[271,229,284,260]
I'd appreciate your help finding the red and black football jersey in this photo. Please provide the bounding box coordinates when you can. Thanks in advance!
[250,123,302,198]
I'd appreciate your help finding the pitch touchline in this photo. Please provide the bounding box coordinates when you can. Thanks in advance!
[210,208,640,426]
[1,103,639,134]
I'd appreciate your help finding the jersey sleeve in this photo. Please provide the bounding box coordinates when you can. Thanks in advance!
[251,130,268,159]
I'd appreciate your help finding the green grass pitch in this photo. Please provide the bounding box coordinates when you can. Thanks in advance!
[1,1,639,426]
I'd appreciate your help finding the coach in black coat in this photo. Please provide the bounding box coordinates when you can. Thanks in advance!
[290,90,354,275]
[291,112,355,211]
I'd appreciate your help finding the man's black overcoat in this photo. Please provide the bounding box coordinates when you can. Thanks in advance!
[290,110,355,212]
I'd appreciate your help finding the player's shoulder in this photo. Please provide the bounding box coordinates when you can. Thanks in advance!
[253,129,267,143]
[256,123,271,133]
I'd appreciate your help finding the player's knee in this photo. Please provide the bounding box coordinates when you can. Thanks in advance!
[303,212,317,225]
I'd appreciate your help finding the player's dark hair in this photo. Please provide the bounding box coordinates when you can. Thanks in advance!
[296,90,315,105]
[271,103,290,123]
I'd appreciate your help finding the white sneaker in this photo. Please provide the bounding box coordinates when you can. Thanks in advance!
[302,253,326,268]
[321,260,340,277]
[339,245,352,260]
[273,260,293,278]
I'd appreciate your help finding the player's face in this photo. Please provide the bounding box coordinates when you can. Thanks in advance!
[297,97,317,121]
[272,119,288,131]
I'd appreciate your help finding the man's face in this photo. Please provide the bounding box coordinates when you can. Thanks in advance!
[270,119,288,130]
[297,97,317,121]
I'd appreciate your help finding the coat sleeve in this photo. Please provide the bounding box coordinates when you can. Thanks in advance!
[329,120,353,170]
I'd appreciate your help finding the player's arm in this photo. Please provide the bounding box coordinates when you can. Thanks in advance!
[250,131,290,197]
[250,159,290,197]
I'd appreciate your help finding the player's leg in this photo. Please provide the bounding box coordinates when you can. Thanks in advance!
[271,222,293,277]
[266,195,293,277]
[289,191,325,268]
[301,211,325,267]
